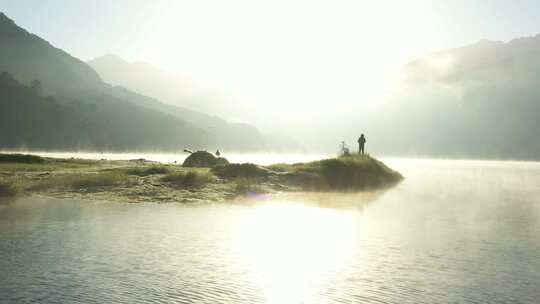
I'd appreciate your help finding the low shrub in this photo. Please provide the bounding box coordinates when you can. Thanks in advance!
[0,179,20,197]
[161,170,215,188]
[0,153,45,164]
[126,165,170,176]
[212,163,268,179]
[56,158,97,165]
[234,178,267,195]
[265,163,291,173]
[68,172,127,189]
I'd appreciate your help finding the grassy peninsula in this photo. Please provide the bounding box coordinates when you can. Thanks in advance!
[0,153,402,203]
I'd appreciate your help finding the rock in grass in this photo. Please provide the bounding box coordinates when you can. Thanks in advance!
[182,151,229,168]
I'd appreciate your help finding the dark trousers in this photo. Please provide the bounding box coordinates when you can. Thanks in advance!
[359,144,365,154]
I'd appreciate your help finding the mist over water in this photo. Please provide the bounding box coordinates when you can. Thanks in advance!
[1,158,540,303]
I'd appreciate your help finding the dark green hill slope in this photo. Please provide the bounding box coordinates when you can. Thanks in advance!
[0,72,206,150]
[0,13,102,96]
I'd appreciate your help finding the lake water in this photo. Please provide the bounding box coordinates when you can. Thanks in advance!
[1,157,540,303]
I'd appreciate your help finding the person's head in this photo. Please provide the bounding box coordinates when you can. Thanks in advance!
[361,133,364,137]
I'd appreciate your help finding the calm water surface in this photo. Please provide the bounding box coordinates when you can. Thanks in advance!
[1,158,540,303]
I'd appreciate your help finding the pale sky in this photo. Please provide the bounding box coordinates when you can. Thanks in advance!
[2,0,540,117]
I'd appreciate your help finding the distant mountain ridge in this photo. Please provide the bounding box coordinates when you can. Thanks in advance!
[88,32,540,158]
[0,12,103,96]
[404,34,540,84]
[87,55,264,126]
[0,12,266,151]
[4,10,540,158]
[88,54,198,103]
[366,33,540,159]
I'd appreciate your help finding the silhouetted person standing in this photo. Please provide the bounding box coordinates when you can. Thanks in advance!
[358,134,366,154]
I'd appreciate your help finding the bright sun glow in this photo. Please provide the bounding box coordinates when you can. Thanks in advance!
[116,0,447,117]
[234,201,361,303]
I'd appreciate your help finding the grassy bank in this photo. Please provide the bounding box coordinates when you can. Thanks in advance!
[29,171,133,191]
[0,153,45,164]
[161,170,216,188]
[0,153,402,203]
[0,178,20,198]
[210,154,402,192]
[267,154,403,191]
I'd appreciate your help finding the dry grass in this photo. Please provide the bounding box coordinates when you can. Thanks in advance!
[161,170,216,188]
[211,163,269,179]
[271,154,403,190]
[125,165,170,176]
[31,172,131,191]
[234,178,268,195]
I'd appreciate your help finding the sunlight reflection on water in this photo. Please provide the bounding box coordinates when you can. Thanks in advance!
[234,202,361,304]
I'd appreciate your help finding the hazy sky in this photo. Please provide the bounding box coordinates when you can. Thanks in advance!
[2,0,540,116]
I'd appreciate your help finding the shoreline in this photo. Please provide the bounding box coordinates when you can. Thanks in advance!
[0,153,403,204]
[0,150,331,166]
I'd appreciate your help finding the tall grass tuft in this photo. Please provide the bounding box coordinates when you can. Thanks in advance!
[319,155,402,190]
[278,154,403,191]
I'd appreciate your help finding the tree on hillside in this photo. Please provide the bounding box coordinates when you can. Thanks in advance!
[31,80,42,95]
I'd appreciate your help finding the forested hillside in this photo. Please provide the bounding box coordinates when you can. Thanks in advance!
[0,72,207,150]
